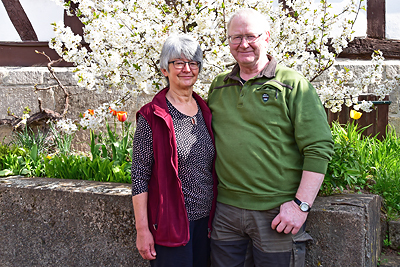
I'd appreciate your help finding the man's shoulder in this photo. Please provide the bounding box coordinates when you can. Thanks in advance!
[274,64,310,86]
[275,64,303,78]
[213,69,232,81]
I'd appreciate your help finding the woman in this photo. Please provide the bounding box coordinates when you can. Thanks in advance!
[131,34,217,267]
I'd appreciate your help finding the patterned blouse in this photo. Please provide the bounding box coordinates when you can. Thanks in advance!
[131,98,215,221]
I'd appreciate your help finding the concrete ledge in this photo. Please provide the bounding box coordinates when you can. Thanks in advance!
[0,176,147,267]
[306,194,381,267]
[0,177,383,267]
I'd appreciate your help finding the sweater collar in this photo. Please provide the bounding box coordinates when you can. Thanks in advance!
[224,55,277,82]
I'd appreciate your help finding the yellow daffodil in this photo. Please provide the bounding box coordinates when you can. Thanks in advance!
[350,110,362,120]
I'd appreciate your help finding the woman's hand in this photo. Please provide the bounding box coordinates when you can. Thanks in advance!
[136,228,157,260]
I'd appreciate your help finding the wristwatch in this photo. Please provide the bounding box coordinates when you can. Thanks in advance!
[294,197,311,212]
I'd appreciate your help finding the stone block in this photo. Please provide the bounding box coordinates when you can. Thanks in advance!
[0,176,148,267]
[0,86,56,120]
[0,69,8,84]
[305,194,381,267]
[3,68,44,85]
[389,220,400,250]
[385,62,400,80]
[0,124,13,144]
[43,68,78,86]
[334,59,375,82]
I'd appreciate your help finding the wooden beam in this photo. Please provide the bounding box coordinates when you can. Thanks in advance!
[1,0,38,41]
[367,0,385,39]
[339,37,400,59]
[0,42,72,67]
[63,1,84,36]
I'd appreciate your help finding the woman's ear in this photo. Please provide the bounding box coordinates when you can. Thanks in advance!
[161,68,169,77]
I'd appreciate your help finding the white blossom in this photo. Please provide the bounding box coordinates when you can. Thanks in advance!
[49,0,400,118]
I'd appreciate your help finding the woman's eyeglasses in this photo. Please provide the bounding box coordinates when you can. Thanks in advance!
[168,60,201,70]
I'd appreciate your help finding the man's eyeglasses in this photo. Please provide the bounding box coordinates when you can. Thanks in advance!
[228,33,263,45]
[168,60,201,70]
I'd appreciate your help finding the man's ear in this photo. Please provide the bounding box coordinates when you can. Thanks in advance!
[264,31,271,44]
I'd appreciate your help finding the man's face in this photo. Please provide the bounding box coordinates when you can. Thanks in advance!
[228,16,270,68]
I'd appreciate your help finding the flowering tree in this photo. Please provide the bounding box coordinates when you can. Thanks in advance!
[49,0,400,130]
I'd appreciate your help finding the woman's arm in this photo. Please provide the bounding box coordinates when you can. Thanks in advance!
[132,192,156,260]
[131,115,156,260]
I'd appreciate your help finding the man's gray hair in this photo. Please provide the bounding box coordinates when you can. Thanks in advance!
[159,34,203,73]
[227,8,270,35]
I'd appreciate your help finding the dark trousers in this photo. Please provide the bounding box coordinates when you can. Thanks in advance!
[210,202,293,267]
[150,216,210,267]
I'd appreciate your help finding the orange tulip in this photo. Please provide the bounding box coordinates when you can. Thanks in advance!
[116,111,128,122]
[109,107,117,116]
[88,109,94,116]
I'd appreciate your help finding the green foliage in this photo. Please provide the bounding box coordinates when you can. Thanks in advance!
[0,154,29,176]
[90,121,133,164]
[323,122,400,219]
[1,120,132,184]
[0,142,27,170]
[43,154,131,183]
[49,122,75,154]
[322,121,371,195]
[0,143,45,177]
[383,235,392,247]
[11,125,49,155]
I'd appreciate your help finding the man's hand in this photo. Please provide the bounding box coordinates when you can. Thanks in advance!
[271,200,308,235]
[136,228,157,260]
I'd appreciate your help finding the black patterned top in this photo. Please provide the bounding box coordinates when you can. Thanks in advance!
[131,98,215,221]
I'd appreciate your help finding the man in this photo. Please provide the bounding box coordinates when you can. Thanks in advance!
[207,8,334,267]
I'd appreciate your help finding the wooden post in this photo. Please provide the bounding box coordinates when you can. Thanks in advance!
[367,0,386,39]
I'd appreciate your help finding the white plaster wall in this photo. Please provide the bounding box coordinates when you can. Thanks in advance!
[324,0,367,38]
[386,0,400,40]
[0,0,63,41]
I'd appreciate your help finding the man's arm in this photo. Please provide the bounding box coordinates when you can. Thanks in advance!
[271,170,324,235]
[132,192,157,260]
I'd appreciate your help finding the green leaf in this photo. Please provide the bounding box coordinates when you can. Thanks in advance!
[0,169,13,176]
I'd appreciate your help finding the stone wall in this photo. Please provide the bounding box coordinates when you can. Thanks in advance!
[0,176,147,267]
[1,61,400,148]
[0,176,382,267]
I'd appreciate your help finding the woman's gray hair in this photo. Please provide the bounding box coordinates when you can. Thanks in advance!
[227,8,270,35]
[159,34,203,73]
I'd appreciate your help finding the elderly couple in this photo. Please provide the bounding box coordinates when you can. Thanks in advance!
[131,8,334,267]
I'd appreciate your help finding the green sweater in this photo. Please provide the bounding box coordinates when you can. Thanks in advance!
[207,56,334,210]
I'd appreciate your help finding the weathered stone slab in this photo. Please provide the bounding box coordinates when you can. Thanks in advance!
[3,68,44,85]
[305,194,381,267]
[0,176,148,267]
[0,177,387,267]
[389,220,400,250]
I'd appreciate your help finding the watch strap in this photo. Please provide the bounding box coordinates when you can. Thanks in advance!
[293,197,302,206]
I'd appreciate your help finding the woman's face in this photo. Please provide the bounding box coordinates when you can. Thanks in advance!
[161,57,199,91]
